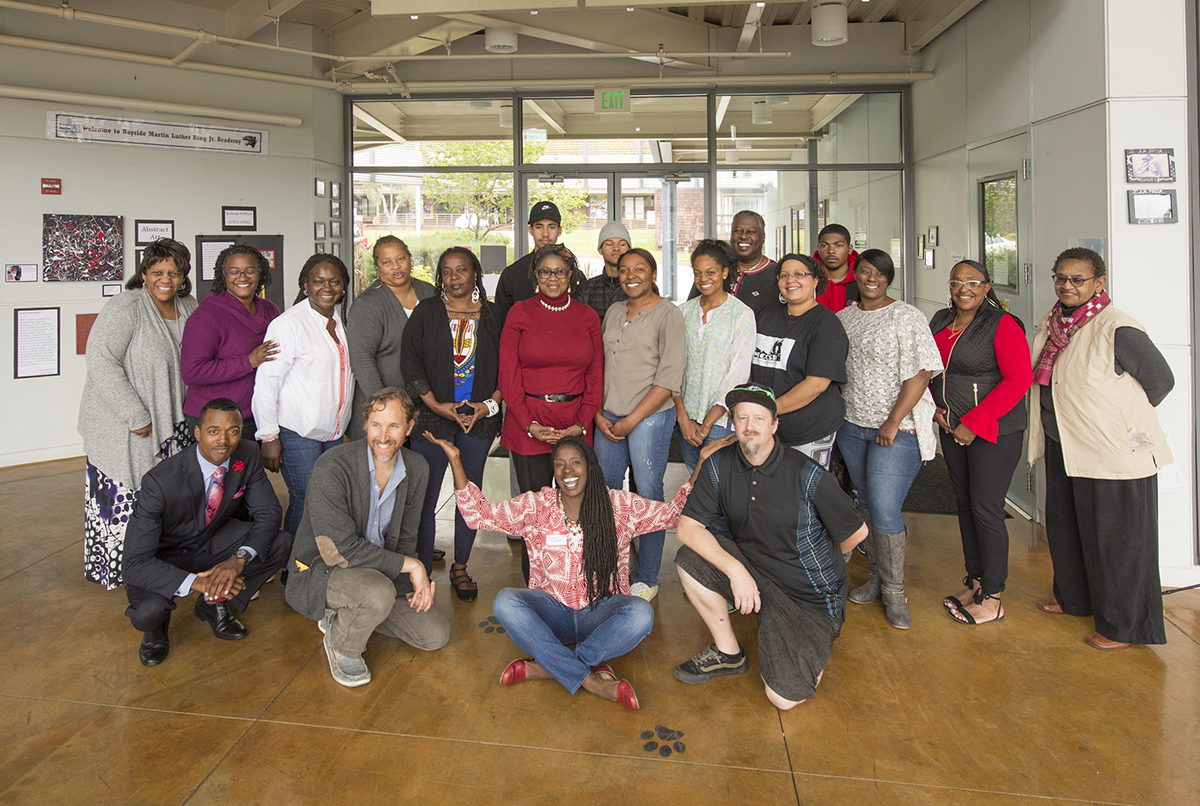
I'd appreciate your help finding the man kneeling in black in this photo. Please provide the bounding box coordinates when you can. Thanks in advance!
[123,398,293,666]
[673,384,866,709]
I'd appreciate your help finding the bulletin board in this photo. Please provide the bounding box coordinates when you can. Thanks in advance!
[194,234,286,311]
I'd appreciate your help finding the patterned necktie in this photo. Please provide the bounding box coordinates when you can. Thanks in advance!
[205,466,226,526]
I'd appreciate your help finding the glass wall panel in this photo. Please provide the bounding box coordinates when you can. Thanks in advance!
[814,93,902,164]
[524,176,611,278]
[521,95,708,165]
[716,170,811,263]
[617,176,705,300]
[815,170,905,295]
[352,99,513,168]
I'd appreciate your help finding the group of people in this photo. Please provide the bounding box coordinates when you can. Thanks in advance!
[77,199,1174,712]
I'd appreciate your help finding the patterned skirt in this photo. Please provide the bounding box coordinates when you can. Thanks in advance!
[83,460,138,589]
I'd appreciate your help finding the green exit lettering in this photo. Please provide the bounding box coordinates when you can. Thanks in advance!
[603,92,624,110]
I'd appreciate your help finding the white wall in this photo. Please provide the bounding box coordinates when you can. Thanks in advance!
[0,0,344,468]
[911,0,1197,584]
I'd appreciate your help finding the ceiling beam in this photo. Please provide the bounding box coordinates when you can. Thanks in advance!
[353,104,407,143]
[736,4,765,51]
[903,0,987,53]
[791,3,812,26]
[525,99,567,135]
[225,0,308,40]
[861,0,903,24]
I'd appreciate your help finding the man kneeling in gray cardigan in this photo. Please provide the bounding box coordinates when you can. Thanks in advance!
[286,387,450,687]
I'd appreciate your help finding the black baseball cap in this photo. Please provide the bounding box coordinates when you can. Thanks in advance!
[528,201,561,225]
[724,383,777,415]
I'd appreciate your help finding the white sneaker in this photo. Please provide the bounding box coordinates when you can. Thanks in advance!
[323,631,371,687]
[629,582,659,602]
[317,608,334,635]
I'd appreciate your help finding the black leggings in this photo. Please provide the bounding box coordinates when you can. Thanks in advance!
[939,430,1023,595]
[510,452,554,584]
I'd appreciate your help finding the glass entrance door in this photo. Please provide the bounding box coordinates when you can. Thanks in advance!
[968,132,1035,518]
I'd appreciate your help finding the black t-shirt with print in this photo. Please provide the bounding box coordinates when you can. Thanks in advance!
[750,303,848,445]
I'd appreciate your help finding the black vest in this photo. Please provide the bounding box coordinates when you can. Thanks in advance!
[929,304,1028,437]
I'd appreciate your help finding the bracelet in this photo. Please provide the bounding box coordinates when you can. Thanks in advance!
[526,420,540,437]
[575,422,587,437]
[484,398,500,417]
[261,435,279,443]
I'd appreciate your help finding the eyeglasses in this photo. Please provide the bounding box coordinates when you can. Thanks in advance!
[224,267,260,278]
[535,267,570,279]
[779,272,815,282]
[948,279,987,290]
[1051,273,1096,288]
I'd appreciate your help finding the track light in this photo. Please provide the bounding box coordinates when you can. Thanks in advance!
[812,1,848,47]
[752,100,772,124]
[485,29,518,53]
[499,103,513,128]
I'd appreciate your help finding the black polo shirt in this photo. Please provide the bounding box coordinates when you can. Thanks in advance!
[681,439,862,619]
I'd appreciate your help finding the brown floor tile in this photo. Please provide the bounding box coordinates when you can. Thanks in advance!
[0,457,85,577]
[790,775,1121,806]
[0,694,246,804]
[188,720,799,805]
[1163,589,1200,645]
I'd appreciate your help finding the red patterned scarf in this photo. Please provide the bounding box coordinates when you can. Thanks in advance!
[1033,290,1111,385]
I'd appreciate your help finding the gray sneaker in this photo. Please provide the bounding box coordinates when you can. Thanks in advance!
[317,609,334,635]
[323,631,371,687]
[674,643,747,685]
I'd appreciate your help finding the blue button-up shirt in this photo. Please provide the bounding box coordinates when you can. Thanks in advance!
[365,443,407,547]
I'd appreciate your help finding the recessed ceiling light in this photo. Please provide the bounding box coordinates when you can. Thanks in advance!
[410,14,418,19]
[626,6,634,10]
[530,9,538,14]
[635,127,641,132]
[755,1,765,6]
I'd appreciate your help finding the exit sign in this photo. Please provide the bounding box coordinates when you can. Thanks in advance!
[594,87,631,114]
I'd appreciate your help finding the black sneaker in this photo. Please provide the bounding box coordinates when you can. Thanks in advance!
[673,643,747,684]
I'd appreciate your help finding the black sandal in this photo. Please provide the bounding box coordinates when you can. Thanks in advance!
[943,574,978,611]
[948,589,1004,625]
[450,563,478,602]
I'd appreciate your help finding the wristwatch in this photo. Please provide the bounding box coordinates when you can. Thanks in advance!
[575,422,587,436]
[526,420,540,437]
[484,398,500,417]
[234,548,253,564]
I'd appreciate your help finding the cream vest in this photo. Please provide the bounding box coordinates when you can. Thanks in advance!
[1026,306,1171,479]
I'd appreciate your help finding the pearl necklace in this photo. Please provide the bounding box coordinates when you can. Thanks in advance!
[540,295,571,312]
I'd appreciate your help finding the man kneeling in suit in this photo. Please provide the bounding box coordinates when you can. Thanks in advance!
[286,387,449,688]
[124,398,293,666]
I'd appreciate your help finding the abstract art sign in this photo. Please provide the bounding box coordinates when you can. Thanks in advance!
[43,214,124,282]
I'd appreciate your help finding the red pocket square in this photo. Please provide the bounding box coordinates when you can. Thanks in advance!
[233,486,246,498]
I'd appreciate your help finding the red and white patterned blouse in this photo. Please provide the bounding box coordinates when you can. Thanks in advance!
[455,482,693,610]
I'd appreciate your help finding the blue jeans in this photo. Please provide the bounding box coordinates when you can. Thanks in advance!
[836,422,923,535]
[410,432,494,572]
[492,588,654,693]
[677,420,733,473]
[594,408,673,586]
[278,427,342,537]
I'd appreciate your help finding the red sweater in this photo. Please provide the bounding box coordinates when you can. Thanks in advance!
[814,249,860,311]
[933,314,1032,443]
[499,292,604,455]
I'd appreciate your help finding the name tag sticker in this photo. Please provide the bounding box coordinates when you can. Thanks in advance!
[545,532,569,546]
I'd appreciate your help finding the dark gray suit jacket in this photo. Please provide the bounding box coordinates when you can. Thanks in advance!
[123,440,283,598]
[285,440,429,621]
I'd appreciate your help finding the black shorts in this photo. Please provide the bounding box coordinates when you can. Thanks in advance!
[675,535,842,702]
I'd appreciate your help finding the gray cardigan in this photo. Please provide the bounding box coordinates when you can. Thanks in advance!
[285,441,429,621]
[346,278,437,439]
[78,288,198,488]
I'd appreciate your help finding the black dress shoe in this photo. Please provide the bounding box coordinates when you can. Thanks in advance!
[139,617,170,666]
[194,597,248,640]
[432,548,446,562]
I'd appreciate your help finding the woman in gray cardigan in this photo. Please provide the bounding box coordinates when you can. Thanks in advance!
[346,236,436,440]
[78,239,197,589]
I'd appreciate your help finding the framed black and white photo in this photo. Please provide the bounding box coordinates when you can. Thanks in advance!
[927,226,939,247]
[222,206,256,232]
[314,222,326,239]
[315,178,327,197]
[331,181,341,200]
[1125,149,1176,183]
[1127,189,1177,224]
[924,249,935,269]
[330,221,342,238]
[331,199,341,217]
[135,220,174,245]
[331,241,341,258]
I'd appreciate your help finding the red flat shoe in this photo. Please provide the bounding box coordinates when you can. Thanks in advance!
[1085,632,1130,652]
[593,664,614,678]
[616,680,640,711]
[500,658,532,686]
[1037,598,1065,614]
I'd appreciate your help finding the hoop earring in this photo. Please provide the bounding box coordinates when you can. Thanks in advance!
[472,285,480,304]
[947,296,953,309]
[779,293,786,304]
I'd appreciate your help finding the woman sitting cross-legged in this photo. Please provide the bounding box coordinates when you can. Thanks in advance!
[429,431,728,710]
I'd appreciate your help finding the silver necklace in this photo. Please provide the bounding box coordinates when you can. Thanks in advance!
[540,295,571,312]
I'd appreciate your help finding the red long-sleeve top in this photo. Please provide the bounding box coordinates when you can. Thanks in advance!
[499,292,604,455]
[933,314,1032,443]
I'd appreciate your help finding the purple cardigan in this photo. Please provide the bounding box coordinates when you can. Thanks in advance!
[181,292,280,417]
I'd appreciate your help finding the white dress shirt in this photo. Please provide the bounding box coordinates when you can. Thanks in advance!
[252,300,354,442]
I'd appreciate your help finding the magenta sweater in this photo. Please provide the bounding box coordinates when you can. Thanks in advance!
[181,292,280,417]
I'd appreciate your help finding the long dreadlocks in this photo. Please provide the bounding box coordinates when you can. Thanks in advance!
[553,436,620,604]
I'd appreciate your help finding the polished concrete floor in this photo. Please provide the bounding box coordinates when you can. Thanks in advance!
[1,454,1198,805]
